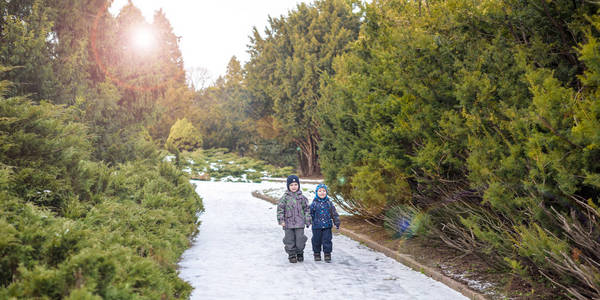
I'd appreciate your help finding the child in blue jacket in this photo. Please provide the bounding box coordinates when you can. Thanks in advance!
[310,183,340,262]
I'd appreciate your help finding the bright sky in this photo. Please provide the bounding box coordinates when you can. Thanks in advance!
[110,0,304,85]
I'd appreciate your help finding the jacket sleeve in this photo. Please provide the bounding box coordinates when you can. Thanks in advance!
[302,196,312,225]
[277,195,286,224]
[330,201,340,228]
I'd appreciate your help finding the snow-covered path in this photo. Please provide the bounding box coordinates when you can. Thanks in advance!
[178,181,468,300]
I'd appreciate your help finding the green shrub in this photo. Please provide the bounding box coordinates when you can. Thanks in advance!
[0,96,91,210]
[166,118,202,153]
[0,159,202,299]
[65,288,102,300]
[317,0,600,296]
[0,95,202,298]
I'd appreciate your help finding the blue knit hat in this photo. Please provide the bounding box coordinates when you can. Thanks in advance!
[315,183,328,199]
[286,175,300,191]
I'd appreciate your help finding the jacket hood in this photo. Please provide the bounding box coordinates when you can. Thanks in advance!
[314,183,329,201]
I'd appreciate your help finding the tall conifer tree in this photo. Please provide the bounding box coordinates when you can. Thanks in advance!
[246,0,360,175]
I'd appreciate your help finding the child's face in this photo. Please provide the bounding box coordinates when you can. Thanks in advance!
[289,182,299,192]
[317,187,327,198]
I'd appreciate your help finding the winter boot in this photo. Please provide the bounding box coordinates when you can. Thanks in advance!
[288,254,297,263]
[324,253,331,263]
[297,253,304,262]
[314,253,321,261]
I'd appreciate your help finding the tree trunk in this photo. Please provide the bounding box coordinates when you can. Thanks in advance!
[295,129,320,177]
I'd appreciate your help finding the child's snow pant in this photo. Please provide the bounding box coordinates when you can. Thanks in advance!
[283,228,307,255]
[311,227,333,253]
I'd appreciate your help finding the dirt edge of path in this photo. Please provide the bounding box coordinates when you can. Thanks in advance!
[251,190,488,300]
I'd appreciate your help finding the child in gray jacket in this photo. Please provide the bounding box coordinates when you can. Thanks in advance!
[277,175,312,263]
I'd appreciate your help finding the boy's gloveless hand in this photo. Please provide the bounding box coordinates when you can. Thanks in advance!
[280,222,285,227]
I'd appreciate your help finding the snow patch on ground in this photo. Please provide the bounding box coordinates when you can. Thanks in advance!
[178,181,468,300]
[216,174,251,182]
[439,264,495,292]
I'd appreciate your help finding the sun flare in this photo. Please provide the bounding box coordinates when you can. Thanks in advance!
[130,26,156,52]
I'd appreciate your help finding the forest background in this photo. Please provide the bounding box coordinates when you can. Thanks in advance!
[1,0,600,299]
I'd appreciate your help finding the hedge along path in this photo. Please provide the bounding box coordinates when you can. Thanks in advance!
[251,190,489,300]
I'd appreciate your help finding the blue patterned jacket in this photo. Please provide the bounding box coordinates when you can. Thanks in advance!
[310,184,341,229]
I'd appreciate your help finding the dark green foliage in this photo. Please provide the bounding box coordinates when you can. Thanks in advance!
[0,89,91,209]
[0,81,202,297]
[245,0,361,175]
[317,0,600,297]
[252,138,298,168]
[0,0,59,101]
[190,56,298,169]
[0,0,203,297]
[192,57,251,154]
[0,159,202,298]
[5,0,599,296]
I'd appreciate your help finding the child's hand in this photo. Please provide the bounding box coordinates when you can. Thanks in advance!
[280,222,285,227]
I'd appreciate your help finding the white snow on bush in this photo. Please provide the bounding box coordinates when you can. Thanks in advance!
[179,181,467,299]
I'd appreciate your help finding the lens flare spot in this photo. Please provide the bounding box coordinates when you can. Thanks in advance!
[131,26,156,52]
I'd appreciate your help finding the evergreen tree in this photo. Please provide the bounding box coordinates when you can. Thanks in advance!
[147,9,196,145]
[0,0,58,101]
[0,1,203,296]
[246,0,361,175]
[44,0,107,105]
[152,9,185,86]
[191,56,255,154]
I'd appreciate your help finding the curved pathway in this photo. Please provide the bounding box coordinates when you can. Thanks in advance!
[178,181,468,300]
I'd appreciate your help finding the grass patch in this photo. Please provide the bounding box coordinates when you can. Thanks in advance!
[178,148,294,182]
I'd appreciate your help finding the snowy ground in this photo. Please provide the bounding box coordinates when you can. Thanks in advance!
[178,181,468,300]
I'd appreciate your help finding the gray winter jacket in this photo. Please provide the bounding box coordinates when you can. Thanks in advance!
[277,190,311,229]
